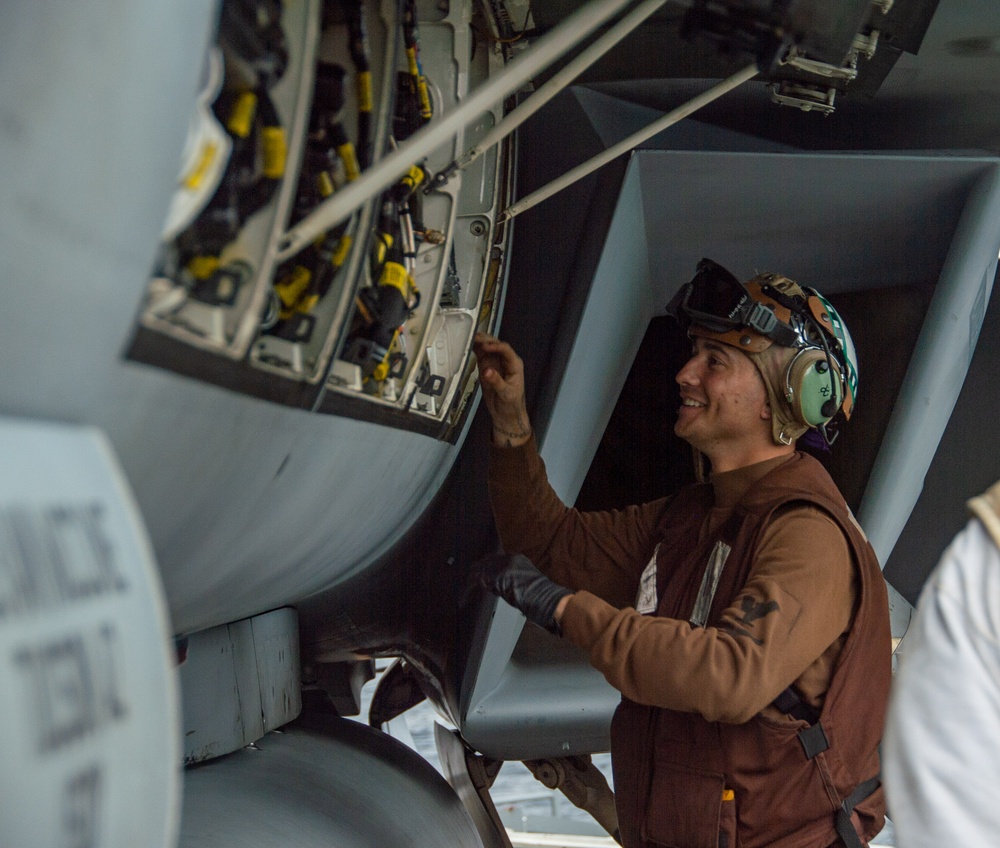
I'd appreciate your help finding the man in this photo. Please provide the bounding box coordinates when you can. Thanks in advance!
[472,259,891,848]
[883,481,1000,847]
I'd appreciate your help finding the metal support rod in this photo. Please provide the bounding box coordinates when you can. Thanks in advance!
[275,0,639,262]
[498,63,759,222]
[430,0,670,191]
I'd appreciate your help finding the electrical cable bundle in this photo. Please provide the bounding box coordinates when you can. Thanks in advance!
[170,0,289,306]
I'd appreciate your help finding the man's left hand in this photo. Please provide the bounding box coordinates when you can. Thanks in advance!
[472,553,572,635]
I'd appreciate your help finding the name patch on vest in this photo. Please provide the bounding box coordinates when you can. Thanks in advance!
[690,541,732,627]
[635,546,659,615]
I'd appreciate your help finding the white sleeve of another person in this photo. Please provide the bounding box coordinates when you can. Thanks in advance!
[883,517,1000,848]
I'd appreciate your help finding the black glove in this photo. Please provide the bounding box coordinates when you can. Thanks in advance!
[472,553,572,635]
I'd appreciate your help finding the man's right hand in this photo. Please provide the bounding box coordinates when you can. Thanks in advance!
[473,332,533,447]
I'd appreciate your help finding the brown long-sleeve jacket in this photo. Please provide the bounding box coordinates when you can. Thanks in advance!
[489,438,854,719]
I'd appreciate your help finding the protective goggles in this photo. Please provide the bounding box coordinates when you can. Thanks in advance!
[666,258,800,348]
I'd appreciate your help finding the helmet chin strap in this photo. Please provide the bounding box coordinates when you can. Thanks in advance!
[819,420,839,446]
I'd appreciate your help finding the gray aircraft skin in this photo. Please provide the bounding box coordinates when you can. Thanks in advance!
[4,0,1000,846]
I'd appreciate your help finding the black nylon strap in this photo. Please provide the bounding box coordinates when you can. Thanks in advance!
[835,776,881,848]
[772,690,881,848]
[773,685,819,723]
[772,686,800,714]
[772,686,827,757]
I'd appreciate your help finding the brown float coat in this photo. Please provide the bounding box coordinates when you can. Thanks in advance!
[488,437,890,848]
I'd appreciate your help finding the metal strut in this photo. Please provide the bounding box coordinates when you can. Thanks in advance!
[498,62,760,222]
[435,724,513,848]
[426,0,671,193]
[523,755,622,844]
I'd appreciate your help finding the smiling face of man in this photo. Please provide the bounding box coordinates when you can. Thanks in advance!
[674,337,787,472]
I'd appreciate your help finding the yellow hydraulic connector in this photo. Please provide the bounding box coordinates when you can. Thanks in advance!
[380,261,412,299]
[330,234,353,270]
[372,357,392,382]
[261,126,287,179]
[275,265,314,319]
[182,141,220,190]
[187,255,221,281]
[337,141,361,182]
[226,91,258,139]
[357,70,373,113]
[399,164,425,195]
[370,261,418,382]
[373,232,394,266]
[317,170,335,199]
[405,47,432,121]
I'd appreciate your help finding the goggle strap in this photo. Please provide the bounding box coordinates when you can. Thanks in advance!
[760,283,802,313]
[744,302,799,347]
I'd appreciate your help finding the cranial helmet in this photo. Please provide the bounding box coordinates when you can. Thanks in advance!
[666,258,858,447]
